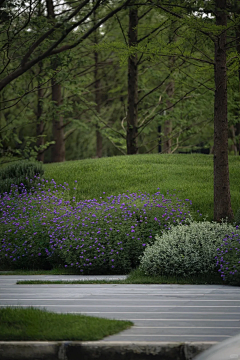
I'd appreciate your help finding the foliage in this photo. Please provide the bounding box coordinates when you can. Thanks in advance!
[0,178,193,273]
[0,160,44,195]
[0,0,224,161]
[215,229,240,285]
[139,219,237,277]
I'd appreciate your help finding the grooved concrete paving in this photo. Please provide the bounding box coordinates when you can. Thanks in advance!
[1,275,240,342]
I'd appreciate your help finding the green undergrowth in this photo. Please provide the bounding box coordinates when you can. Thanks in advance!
[0,307,133,341]
[16,268,226,285]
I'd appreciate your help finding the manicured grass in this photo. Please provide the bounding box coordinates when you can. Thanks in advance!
[16,268,226,285]
[43,154,240,221]
[0,307,133,341]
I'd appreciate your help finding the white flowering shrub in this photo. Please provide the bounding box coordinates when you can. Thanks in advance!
[139,220,237,277]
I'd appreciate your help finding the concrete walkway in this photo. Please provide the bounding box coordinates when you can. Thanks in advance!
[1,275,240,343]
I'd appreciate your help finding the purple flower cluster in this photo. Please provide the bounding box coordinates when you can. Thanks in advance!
[215,227,240,284]
[0,179,193,274]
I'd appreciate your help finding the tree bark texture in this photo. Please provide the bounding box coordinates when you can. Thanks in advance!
[214,0,233,221]
[95,52,102,158]
[47,0,65,163]
[51,77,65,162]
[94,3,102,158]
[163,79,174,153]
[36,78,45,162]
[235,18,240,154]
[127,5,138,155]
[162,23,175,154]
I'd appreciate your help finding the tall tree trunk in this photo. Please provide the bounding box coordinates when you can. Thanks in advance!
[36,63,45,162]
[213,0,233,221]
[93,3,102,158]
[46,0,65,162]
[51,77,65,162]
[162,22,175,154]
[235,16,240,155]
[230,125,238,155]
[126,4,138,155]
[162,80,174,153]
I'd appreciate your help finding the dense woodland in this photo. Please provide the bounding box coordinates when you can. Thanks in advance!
[0,0,240,221]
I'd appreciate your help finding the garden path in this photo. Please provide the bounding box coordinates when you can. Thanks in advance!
[1,275,240,342]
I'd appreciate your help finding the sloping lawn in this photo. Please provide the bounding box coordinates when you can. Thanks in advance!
[43,154,240,221]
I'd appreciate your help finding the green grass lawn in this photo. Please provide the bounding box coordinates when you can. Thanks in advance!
[43,154,240,221]
[0,307,133,341]
[16,268,225,285]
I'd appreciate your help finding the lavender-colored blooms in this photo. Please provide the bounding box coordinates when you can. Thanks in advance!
[215,228,240,283]
[0,179,195,274]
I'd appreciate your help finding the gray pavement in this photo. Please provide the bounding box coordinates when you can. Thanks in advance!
[1,275,240,342]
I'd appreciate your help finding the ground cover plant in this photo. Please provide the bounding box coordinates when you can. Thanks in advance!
[0,307,132,341]
[215,230,240,285]
[0,178,193,274]
[139,219,238,278]
[0,160,44,195]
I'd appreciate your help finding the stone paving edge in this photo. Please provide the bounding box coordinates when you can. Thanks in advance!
[0,341,217,360]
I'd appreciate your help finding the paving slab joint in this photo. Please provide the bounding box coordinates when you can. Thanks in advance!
[58,342,70,360]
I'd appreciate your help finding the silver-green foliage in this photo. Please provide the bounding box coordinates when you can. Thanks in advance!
[139,220,237,277]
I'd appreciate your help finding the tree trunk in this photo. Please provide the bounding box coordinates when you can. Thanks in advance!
[162,23,175,154]
[213,0,233,222]
[236,122,240,155]
[36,75,45,162]
[94,3,102,158]
[163,80,174,153]
[126,4,138,155]
[36,62,44,162]
[51,77,65,162]
[235,18,240,154]
[230,125,238,155]
[46,0,65,163]
[95,53,102,158]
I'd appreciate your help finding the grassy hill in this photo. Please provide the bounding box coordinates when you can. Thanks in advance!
[43,154,240,222]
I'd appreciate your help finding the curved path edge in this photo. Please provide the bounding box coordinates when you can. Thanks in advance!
[0,341,216,360]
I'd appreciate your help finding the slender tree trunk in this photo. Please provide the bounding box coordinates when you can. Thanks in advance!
[93,3,102,158]
[235,18,240,154]
[46,0,65,162]
[162,23,175,154]
[213,0,233,221]
[163,80,174,153]
[36,3,45,163]
[127,4,138,155]
[230,125,238,155]
[51,77,65,162]
[36,64,45,162]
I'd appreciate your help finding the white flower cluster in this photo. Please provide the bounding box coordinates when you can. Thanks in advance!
[139,220,237,277]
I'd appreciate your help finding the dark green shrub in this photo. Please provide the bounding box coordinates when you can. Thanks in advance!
[0,160,44,195]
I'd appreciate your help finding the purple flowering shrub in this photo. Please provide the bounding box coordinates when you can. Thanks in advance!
[215,227,240,284]
[0,178,194,274]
